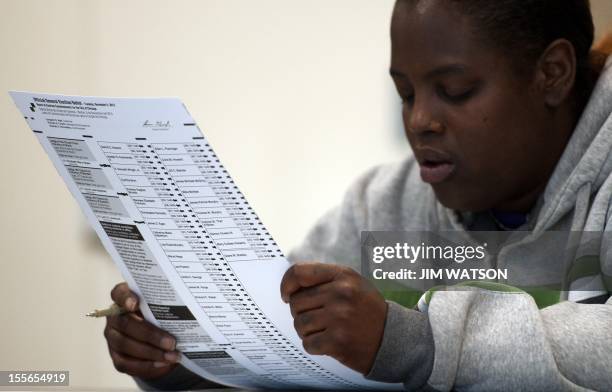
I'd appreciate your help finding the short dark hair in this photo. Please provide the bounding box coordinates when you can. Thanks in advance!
[400,0,596,109]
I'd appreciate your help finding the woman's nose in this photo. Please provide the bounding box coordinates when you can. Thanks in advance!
[404,98,444,135]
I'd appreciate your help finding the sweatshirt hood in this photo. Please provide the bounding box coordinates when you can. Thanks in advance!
[533,56,612,233]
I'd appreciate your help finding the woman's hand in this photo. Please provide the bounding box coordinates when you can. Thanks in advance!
[280,263,388,375]
[104,283,181,379]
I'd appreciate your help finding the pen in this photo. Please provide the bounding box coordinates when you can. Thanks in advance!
[86,303,127,318]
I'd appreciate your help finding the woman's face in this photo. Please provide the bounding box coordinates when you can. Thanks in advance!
[391,0,564,212]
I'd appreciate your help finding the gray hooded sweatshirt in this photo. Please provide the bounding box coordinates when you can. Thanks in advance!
[138,60,612,391]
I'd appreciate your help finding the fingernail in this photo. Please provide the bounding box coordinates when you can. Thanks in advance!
[164,351,180,363]
[125,297,137,311]
[161,336,176,351]
[153,361,170,368]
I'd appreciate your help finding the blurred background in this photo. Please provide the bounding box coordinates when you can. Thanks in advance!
[0,0,610,389]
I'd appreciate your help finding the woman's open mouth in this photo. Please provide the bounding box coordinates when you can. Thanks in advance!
[420,161,456,184]
[416,148,456,184]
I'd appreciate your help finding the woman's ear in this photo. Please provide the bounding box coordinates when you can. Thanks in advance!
[534,39,576,109]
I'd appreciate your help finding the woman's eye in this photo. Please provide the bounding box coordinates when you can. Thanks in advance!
[438,86,476,103]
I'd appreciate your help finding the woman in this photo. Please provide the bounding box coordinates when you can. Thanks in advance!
[106,0,612,390]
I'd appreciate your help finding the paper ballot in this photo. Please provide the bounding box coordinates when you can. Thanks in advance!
[10,92,401,390]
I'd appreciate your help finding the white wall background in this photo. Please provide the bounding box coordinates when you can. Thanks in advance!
[0,1,610,389]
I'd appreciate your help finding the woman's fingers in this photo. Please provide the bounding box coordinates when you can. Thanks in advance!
[108,349,177,379]
[110,282,139,312]
[107,312,176,352]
